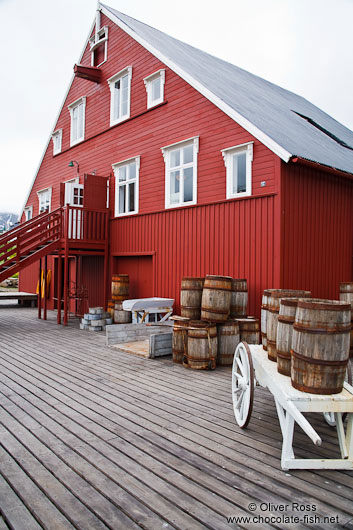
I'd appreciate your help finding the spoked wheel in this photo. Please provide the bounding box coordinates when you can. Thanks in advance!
[323,359,352,427]
[232,342,255,428]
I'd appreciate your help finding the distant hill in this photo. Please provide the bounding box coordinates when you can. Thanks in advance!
[0,212,19,233]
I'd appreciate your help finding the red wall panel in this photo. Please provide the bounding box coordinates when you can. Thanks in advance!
[281,162,353,298]
[111,194,279,318]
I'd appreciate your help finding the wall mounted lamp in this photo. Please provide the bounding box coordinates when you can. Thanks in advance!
[68,160,79,176]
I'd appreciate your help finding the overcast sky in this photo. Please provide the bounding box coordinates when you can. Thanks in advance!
[1,0,352,214]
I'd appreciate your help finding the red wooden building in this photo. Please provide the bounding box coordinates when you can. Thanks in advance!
[2,3,353,322]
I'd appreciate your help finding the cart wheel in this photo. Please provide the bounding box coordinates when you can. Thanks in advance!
[232,342,254,428]
[323,359,352,427]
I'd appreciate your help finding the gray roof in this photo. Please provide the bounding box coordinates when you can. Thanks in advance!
[102,4,353,175]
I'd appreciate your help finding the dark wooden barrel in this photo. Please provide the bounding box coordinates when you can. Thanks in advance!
[114,301,132,323]
[107,300,115,320]
[276,298,299,376]
[267,289,311,362]
[112,274,129,301]
[180,277,204,319]
[230,279,248,318]
[187,321,217,370]
[217,320,240,366]
[201,275,232,323]
[234,317,260,344]
[340,282,353,358]
[291,299,351,394]
[171,316,190,364]
[261,289,272,351]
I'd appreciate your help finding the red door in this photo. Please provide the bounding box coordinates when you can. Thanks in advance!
[84,174,108,209]
[114,256,153,298]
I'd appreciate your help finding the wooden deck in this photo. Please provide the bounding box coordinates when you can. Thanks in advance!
[0,306,352,530]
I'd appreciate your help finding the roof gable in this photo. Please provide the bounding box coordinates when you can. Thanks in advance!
[102,3,353,175]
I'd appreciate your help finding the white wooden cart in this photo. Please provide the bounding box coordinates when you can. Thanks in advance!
[232,342,353,470]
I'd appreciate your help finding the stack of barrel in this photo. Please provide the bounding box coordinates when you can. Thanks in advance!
[172,275,259,370]
[260,287,352,394]
[107,274,132,324]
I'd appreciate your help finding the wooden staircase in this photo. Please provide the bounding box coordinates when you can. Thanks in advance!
[0,208,63,284]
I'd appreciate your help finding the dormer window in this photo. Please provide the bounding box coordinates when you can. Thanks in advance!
[89,26,108,67]
[68,97,86,146]
[108,67,132,126]
[51,129,62,155]
[144,70,165,109]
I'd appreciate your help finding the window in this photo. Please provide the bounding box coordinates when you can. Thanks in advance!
[51,129,62,155]
[68,97,86,146]
[24,206,33,221]
[162,136,199,208]
[221,142,253,198]
[89,26,108,67]
[108,67,132,126]
[37,188,52,213]
[112,156,140,216]
[144,69,165,109]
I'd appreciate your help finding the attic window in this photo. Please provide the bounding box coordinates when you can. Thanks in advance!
[51,129,62,155]
[89,26,108,67]
[293,111,353,151]
[144,70,165,108]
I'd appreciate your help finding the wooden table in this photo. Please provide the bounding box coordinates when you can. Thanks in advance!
[0,292,37,307]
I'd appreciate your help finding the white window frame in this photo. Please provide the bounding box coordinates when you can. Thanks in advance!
[68,96,86,147]
[112,156,140,217]
[144,69,165,109]
[37,187,52,214]
[108,67,132,126]
[51,129,62,155]
[89,26,108,67]
[221,142,253,199]
[161,136,199,209]
[24,206,33,221]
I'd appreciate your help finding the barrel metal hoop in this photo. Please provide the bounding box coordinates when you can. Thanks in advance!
[201,307,230,315]
[297,301,351,311]
[203,286,232,293]
[181,287,203,291]
[278,316,295,324]
[293,323,351,334]
[291,349,348,366]
[291,380,344,395]
[277,350,291,360]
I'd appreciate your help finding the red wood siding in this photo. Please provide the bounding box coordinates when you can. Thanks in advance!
[22,13,278,220]
[280,162,353,298]
[81,256,104,308]
[111,194,279,318]
[113,255,154,299]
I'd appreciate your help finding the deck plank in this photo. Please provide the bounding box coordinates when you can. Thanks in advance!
[0,306,352,529]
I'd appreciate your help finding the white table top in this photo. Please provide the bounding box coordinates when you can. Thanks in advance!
[122,297,174,311]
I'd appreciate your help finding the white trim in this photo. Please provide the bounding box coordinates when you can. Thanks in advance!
[101,4,292,163]
[162,137,198,209]
[68,96,86,146]
[222,142,253,199]
[112,155,140,217]
[37,187,52,213]
[19,16,96,219]
[108,66,132,126]
[51,129,62,155]
[24,206,33,221]
[89,25,108,66]
[143,69,165,108]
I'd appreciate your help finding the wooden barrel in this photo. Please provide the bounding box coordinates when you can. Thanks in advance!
[112,274,129,301]
[201,275,232,323]
[291,299,351,394]
[339,282,353,358]
[230,279,248,318]
[180,277,204,319]
[114,301,132,323]
[217,320,240,366]
[235,317,260,344]
[276,298,299,376]
[261,289,272,351]
[107,300,115,320]
[187,321,217,370]
[171,316,190,364]
[267,289,311,362]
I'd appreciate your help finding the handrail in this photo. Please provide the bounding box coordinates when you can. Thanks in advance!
[0,207,63,245]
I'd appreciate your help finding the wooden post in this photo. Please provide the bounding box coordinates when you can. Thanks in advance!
[57,254,62,325]
[63,207,69,326]
[103,211,109,310]
[43,255,47,320]
[37,258,42,319]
